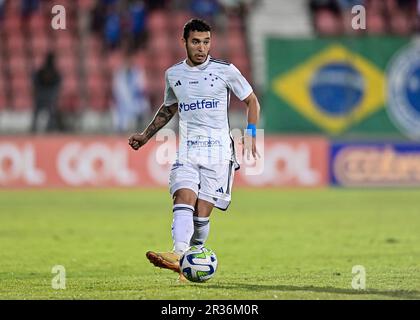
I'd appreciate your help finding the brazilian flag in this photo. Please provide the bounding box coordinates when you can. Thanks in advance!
[265,37,409,136]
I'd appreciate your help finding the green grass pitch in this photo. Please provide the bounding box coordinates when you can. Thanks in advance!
[0,188,419,300]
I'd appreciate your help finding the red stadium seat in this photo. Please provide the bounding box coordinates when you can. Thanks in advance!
[30,34,50,54]
[57,53,78,75]
[147,10,168,32]
[314,9,343,35]
[59,76,81,113]
[11,73,31,92]
[86,35,103,54]
[0,93,7,110]
[8,55,27,73]
[87,90,109,112]
[11,93,32,111]
[133,51,148,69]
[106,51,124,73]
[0,76,8,109]
[28,13,47,32]
[87,73,106,92]
[227,15,243,32]
[154,53,174,73]
[3,14,21,32]
[5,0,21,14]
[171,11,191,31]
[77,0,95,11]
[86,52,103,75]
[149,33,172,54]
[226,31,246,53]
[54,32,75,52]
[367,13,386,34]
[6,33,25,53]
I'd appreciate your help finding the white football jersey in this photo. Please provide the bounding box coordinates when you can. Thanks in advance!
[164,55,253,164]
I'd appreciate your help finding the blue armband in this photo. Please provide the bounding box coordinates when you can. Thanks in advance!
[246,124,257,138]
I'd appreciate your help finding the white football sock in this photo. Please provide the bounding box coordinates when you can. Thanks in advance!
[171,204,194,255]
[190,216,210,246]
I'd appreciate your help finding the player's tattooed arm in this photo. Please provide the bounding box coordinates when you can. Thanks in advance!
[143,103,178,140]
[128,103,178,150]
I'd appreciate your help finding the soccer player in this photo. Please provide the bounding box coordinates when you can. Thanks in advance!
[128,18,260,279]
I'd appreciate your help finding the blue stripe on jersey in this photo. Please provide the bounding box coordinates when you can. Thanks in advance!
[171,61,184,68]
[209,58,230,65]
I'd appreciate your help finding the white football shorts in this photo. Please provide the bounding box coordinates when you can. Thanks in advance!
[169,159,236,211]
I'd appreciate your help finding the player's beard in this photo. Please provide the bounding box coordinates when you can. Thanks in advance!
[186,48,208,66]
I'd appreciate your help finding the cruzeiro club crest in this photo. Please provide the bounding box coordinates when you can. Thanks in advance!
[387,44,420,140]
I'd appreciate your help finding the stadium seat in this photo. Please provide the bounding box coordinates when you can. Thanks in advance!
[390,11,411,35]
[147,10,168,32]
[106,51,124,73]
[149,33,172,54]
[367,13,386,34]
[171,11,191,31]
[3,14,21,32]
[11,93,32,111]
[314,9,343,35]
[11,73,30,91]
[77,0,95,11]
[154,53,174,73]
[54,32,75,53]
[5,0,21,13]
[8,55,27,73]
[87,73,106,93]
[30,34,50,55]
[57,54,78,76]
[59,75,81,113]
[231,54,249,72]
[28,13,47,32]
[87,90,109,112]
[86,35,103,54]
[227,15,243,32]
[226,31,246,53]
[133,51,148,69]
[0,75,7,109]
[0,93,7,110]
[86,52,103,74]
[6,33,25,53]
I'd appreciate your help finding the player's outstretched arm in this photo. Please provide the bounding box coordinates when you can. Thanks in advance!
[128,103,178,150]
[243,92,261,160]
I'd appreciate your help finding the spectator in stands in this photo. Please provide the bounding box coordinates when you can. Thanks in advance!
[90,0,107,35]
[144,0,168,10]
[21,0,39,18]
[104,3,122,49]
[309,0,345,35]
[31,52,62,133]
[127,0,148,50]
[0,0,5,20]
[112,50,150,133]
[189,0,221,26]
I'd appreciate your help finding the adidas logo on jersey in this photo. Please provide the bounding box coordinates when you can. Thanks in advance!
[178,99,220,112]
[216,187,224,193]
[174,80,182,87]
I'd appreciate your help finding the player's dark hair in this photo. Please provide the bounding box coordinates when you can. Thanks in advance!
[183,18,211,40]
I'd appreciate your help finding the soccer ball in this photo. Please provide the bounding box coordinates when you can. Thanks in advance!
[180,245,218,282]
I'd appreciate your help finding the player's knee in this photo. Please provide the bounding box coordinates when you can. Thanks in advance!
[195,199,214,217]
[173,189,197,206]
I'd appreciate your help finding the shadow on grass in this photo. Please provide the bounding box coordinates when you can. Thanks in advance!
[204,283,420,300]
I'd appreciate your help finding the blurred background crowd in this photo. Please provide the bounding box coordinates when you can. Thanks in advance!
[0,0,419,134]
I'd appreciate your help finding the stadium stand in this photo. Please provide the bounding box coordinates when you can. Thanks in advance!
[0,0,254,133]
